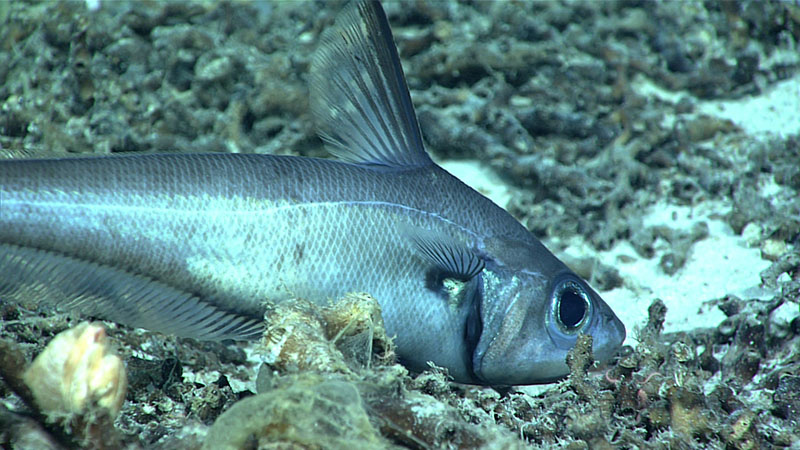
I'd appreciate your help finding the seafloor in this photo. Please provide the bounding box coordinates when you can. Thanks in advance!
[1,0,799,448]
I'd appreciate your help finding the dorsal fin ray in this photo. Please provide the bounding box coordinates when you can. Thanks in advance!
[310,0,432,169]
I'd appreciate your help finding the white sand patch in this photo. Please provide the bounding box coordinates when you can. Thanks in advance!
[697,74,800,138]
[633,71,800,138]
[599,202,775,345]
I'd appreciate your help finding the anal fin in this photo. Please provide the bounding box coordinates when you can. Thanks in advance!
[0,243,264,341]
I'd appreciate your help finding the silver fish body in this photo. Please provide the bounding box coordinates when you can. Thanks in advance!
[0,0,625,385]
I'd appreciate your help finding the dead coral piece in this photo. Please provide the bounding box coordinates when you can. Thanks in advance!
[363,386,512,449]
[23,322,127,421]
[259,293,394,376]
[321,292,395,368]
[260,297,348,374]
[201,374,388,450]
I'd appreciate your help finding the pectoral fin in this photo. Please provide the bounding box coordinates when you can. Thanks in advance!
[402,226,485,280]
[0,244,264,341]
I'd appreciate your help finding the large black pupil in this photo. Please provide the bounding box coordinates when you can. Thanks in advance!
[559,288,586,329]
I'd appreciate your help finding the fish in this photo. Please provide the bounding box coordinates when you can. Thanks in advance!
[0,0,625,385]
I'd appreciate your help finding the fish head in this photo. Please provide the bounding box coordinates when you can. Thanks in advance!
[472,237,626,385]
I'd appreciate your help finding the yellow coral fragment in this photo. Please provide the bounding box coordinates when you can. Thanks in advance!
[23,322,127,420]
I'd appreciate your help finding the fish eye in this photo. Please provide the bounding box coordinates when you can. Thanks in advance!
[551,278,592,333]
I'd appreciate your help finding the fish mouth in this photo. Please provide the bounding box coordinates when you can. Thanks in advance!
[593,309,627,363]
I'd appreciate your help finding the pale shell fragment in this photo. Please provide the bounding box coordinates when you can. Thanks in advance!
[23,322,127,419]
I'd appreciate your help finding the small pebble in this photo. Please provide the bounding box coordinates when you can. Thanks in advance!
[761,239,787,262]
[740,223,762,247]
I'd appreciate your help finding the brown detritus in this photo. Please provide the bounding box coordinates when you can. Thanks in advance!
[707,384,744,416]
[644,400,671,430]
[126,356,183,399]
[644,299,667,338]
[187,380,229,424]
[593,263,624,291]
[566,334,595,400]
[697,337,720,374]
[772,375,800,421]
[760,249,800,289]
[629,226,656,259]
[651,222,709,275]
[260,298,350,375]
[409,362,454,397]
[204,368,515,450]
[0,406,64,450]
[611,373,639,412]
[733,350,762,383]
[245,294,521,447]
[635,300,669,375]
[0,339,34,408]
[718,295,745,317]
[562,254,624,291]
[599,289,788,449]
[364,387,494,449]
[669,384,710,441]
[565,402,613,446]
[362,394,436,450]
[720,315,767,384]
[614,346,639,374]
[0,339,77,448]
[725,410,758,450]
[669,340,694,365]
[676,115,737,143]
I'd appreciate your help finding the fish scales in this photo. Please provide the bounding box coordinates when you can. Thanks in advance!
[1,154,505,377]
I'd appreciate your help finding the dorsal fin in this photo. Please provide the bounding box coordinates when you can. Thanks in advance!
[310,0,432,169]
